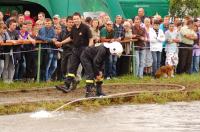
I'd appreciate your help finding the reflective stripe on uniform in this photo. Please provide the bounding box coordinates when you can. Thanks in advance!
[66,73,75,77]
[86,80,94,83]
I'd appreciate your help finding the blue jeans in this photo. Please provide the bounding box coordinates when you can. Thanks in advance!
[105,55,118,77]
[135,50,146,78]
[151,51,161,75]
[191,56,200,73]
[45,50,58,81]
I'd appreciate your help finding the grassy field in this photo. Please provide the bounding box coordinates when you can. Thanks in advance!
[0,73,199,91]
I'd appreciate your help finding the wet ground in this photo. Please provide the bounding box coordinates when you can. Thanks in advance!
[0,101,200,132]
[0,84,183,105]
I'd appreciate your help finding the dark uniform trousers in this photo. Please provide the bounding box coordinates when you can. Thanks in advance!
[65,47,85,79]
[61,48,72,77]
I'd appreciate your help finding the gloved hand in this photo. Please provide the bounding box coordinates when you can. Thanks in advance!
[96,71,104,81]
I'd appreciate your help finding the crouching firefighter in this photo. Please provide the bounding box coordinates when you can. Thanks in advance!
[81,42,123,97]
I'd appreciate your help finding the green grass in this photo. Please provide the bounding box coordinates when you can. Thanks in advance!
[0,73,199,91]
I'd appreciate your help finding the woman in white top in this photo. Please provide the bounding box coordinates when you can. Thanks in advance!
[149,20,165,75]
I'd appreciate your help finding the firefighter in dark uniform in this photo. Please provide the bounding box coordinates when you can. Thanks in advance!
[81,42,123,97]
[55,12,93,92]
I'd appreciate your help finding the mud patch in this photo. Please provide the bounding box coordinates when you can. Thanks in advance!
[0,83,183,106]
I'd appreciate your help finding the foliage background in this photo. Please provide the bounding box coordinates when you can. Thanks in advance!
[169,0,200,17]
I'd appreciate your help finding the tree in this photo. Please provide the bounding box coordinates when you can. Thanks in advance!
[169,0,200,17]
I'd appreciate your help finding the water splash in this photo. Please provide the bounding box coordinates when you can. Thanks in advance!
[30,110,53,119]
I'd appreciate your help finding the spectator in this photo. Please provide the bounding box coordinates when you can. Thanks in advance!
[16,14,25,30]
[114,15,125,40]
[24,10,35,25]
[19,22,36,81]
[5,10,18,25]
[37,12,45,23]
[183,16,192,26]
[53,25,63,81]
[127,19,133,26]
[174,16,181,28]
[0,23,6,77]
[149,20,165,76]
[53,14,61,27]
[99,15,110,30]
[132,16,147,78]
[165,22,181,70]
[153,13,162,24]
[0,11,4,23]
[53,14,66,32]
[37,18,57,81]
[60,17,67,28]
[160,15,170,66]
[133,8,146,23]
[85,17,92,27]
[197,18,200,31]
[111,15,125,77]
[191,24,200,73]
[90,18,100,45]
[3,19,20,83]
[100,20,115,79]
[35,20,44,33]
[144,17,153,75]
[4,9,10,22]
[123,21,132,55]
[14,22,27,81]
[177,20,197,74]
[25,20,33,33]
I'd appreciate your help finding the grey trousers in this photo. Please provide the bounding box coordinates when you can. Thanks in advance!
[2,55,15,82]
[0,60,4,77]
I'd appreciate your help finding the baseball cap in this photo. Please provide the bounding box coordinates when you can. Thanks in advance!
[106,20,113,25]
[53,14,60,19]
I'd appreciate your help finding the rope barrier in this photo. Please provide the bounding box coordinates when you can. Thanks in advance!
[0,39,198,55]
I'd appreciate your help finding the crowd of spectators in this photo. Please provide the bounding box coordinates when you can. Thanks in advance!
[0,8,199,83]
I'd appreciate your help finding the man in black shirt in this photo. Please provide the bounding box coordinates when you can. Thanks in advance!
[55,12,93,92]
[57,16,74,77]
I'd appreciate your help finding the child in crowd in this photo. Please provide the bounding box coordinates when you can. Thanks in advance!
[165,22,181,74]
[191,24,200,73]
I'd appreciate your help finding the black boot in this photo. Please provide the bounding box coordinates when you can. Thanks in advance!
[55,77,73,93]
[96,82,106,96]
[85,84,96,98]
[71,79,80,90]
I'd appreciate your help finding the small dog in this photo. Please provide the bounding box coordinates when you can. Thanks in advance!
[155,65,174,78]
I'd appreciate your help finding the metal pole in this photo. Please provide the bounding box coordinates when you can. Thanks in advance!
[36,44,41,82]
[131,41,136,77]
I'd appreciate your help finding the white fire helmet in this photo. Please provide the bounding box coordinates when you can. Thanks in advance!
[103,42,123,57]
